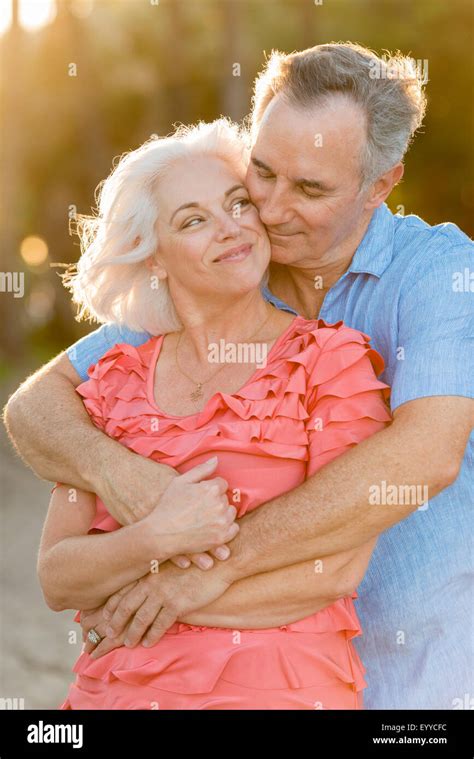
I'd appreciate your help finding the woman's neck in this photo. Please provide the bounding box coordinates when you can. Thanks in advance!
[171,291,277,366]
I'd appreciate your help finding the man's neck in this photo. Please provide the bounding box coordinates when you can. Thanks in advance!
[268,212,374,319]
[268,263,346,319]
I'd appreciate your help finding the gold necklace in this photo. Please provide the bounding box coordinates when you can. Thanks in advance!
[175,304,275,404]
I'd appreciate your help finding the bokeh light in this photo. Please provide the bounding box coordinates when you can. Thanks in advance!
[20,236,49,267]
[0,0,56,35]
[26,281,56,324]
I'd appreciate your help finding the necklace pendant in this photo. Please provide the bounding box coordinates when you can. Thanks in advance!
[190,384,203,402]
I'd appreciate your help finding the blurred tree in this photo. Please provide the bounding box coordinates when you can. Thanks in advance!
[0,0,472,372]
[1,0,26,361]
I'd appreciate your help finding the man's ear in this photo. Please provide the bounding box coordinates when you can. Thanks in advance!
[364,162,404,210]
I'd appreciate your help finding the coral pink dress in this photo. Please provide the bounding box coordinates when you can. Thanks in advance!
[58,316,391,710]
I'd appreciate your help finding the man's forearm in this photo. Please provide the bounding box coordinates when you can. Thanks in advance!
[4,353,128,490]
[216,416,459,585]
[178,546,371,629]
[3,354,177,523]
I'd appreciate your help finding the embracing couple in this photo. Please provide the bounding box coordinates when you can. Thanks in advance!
[5,42,473,710]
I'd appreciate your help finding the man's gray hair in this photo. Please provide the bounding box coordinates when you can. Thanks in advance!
[251,42,428,189]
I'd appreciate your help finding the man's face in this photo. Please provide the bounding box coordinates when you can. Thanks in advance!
[246,93,371,267]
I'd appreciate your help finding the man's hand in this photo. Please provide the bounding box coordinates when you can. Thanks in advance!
[94,561,231,655]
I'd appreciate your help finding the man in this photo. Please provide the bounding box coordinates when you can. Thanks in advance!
[4,43,473,709]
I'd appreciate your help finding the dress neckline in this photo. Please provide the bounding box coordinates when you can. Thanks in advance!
[146,315,303,419]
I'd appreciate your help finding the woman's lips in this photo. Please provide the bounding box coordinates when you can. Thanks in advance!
[213,243,253,263]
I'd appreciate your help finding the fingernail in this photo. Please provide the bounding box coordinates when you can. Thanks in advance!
[124,638,131,647]
[178,558,190,568]
[142,639,151,647]
[215,547,229,560]
[105,627,114,637]
[200,557,213,569]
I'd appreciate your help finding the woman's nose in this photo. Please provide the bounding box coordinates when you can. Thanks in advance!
[215,213,242,239]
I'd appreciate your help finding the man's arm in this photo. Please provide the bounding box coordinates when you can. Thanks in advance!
[211,243,474,586]
[86,535,377,654]
[82,538,376,656]
[3,351,176,524]
[214,395,473,585]
[178,537,377,628]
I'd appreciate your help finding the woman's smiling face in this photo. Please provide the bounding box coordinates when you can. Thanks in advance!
[152,155,271,300]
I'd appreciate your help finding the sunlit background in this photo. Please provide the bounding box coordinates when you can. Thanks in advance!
[1,0,473,380]
[0,0,472,710]
[1,0,56,34]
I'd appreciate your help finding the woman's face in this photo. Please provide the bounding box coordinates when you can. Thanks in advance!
[152,155,271,301]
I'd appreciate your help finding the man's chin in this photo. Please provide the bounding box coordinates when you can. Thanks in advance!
[269,242,302,265]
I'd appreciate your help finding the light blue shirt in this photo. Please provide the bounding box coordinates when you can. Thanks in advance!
[67,203,474,709]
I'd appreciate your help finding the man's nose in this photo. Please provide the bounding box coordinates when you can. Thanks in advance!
[258,183,292,227]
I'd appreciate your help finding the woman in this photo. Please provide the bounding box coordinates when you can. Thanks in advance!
[37,118,392,710]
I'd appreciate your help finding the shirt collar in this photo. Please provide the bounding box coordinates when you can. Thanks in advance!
[261,284,297,314]
[348,202,395,278]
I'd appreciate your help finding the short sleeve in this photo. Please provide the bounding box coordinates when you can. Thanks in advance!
[66,323,151,382]
[74,340,155,436]
[303,324,392,477]
[73,343,128,432]
[390,244,474,412]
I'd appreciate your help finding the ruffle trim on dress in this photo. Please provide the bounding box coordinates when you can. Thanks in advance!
[70,591,366,694]
[68,317,387,696]
[75,317,391,480]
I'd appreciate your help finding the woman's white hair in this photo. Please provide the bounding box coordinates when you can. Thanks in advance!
[63,118,250,335]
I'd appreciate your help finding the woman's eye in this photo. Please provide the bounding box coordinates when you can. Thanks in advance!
[231,198,250,212]
[257,171,273,180]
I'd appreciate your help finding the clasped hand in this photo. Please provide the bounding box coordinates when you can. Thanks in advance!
[80,560,231,659]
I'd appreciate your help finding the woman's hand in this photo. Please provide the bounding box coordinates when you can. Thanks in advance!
[79,589,138,658]
[143,456,240,560]
[168,545,231,571]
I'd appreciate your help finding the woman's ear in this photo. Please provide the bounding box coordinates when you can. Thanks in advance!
[147,251,168,280]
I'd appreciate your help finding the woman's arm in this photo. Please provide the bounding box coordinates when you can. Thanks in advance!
[39,461,238,612]
[177,537,377,629]
[37,485,173,611]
